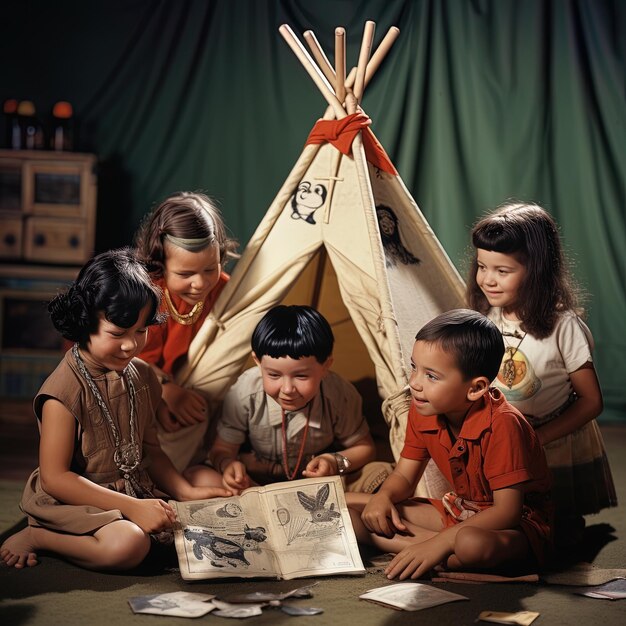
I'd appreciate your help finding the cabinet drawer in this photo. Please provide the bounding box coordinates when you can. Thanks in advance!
[23,217,90,263]
[0,215,23,259]
[23,160,92,218]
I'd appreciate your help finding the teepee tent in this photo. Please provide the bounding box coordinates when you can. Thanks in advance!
[171,23,465,496]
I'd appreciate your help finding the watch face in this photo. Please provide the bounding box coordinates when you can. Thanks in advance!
[335,454,351,474]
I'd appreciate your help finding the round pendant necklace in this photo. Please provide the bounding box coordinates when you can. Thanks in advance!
[281,408,311,480]
[164,288,204,325]
[72,344,142,496]
[500,324,526,388]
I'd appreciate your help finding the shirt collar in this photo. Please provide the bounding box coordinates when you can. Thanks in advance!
[456,388,503,440]
[411,388,503,440]
[266,393,323,429]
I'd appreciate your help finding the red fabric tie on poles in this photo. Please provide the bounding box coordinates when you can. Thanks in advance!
[305,112,397,176]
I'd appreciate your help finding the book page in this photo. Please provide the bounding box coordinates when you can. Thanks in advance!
[172,476,364,580]
[255,476,365,580]
[172,489,279,580]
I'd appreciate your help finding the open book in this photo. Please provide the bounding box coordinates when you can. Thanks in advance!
[172,476,365,580]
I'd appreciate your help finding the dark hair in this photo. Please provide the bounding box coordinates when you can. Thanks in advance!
[48,248,164,345]
[467,201,580,338]
[415,309,504,382]
[134,191,238,277]
[251,305,334,363]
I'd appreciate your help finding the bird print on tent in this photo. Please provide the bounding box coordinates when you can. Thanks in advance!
[290,180,327,224]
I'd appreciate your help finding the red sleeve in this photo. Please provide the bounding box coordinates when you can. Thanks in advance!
[400,404,431,461]
[483,411,538,491]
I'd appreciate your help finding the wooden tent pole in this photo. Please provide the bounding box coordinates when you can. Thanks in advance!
[321,26,400,121]
[353,20,375,103]
[279,24,346,119]
[364,26,400,86]
[303,30,336,88]
[335,27,346,103]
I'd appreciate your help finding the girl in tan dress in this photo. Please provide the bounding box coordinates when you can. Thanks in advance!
[0,248,231,571]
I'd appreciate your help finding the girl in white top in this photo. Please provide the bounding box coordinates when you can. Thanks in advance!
[467,201,616,541]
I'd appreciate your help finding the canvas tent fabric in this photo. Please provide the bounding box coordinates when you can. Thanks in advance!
[162,25,466,498]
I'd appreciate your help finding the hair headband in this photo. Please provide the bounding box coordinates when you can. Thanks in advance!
[164,233,215,252]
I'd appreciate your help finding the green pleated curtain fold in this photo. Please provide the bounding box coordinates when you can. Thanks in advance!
[1,0,624,419]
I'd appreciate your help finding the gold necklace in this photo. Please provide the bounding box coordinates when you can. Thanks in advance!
[501,326,526,388]
[164,288,204,325]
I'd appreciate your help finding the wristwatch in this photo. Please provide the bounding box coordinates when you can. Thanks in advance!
[333,453,351,475]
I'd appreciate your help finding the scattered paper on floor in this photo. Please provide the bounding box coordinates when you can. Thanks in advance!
[477,610,540,625]
[359,582,468,611]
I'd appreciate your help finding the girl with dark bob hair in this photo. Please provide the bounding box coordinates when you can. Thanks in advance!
[1,248,231,572]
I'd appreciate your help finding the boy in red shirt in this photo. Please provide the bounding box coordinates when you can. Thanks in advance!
[347,309,552,580]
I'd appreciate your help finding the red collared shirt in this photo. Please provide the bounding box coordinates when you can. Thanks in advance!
[401,388,553,562]
[402,388,551,502]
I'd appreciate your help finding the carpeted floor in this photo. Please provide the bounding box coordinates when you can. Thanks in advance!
[1,401,624,626]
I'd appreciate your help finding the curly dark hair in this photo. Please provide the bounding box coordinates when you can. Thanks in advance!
[467,201,581,338]
[48,248,164,345]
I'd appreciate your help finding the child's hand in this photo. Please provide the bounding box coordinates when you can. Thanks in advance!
[222,461,251,495]
[156,401,181,433]
[183,486,234,501]
[362,493,407,538]
[302,454,335,478]
[384,534,451,581]
[238,451,280,478]
[162,384,208,427]
[126,498,176,534]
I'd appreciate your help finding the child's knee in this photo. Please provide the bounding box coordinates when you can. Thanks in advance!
[99,522,150,569]
[453,526,498,566]
[183,464,200,483]
[184,464,220,487]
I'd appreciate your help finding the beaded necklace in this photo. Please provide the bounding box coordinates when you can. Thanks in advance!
[281,408,311,480]
[72,344,142,496]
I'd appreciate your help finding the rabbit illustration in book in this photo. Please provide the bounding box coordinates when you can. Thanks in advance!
[297,483,341,523]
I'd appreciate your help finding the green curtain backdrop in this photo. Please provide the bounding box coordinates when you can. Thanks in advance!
[1,0,624,419]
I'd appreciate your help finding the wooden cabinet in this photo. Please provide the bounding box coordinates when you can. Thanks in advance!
[0,150,97,264]
[0,264,78,397]
[0,150,96,397]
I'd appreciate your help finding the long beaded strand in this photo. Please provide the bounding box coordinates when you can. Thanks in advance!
[72,344,141,495]
[281,409,311,480]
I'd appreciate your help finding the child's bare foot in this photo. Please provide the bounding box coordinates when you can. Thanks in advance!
[1,527,39,568]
